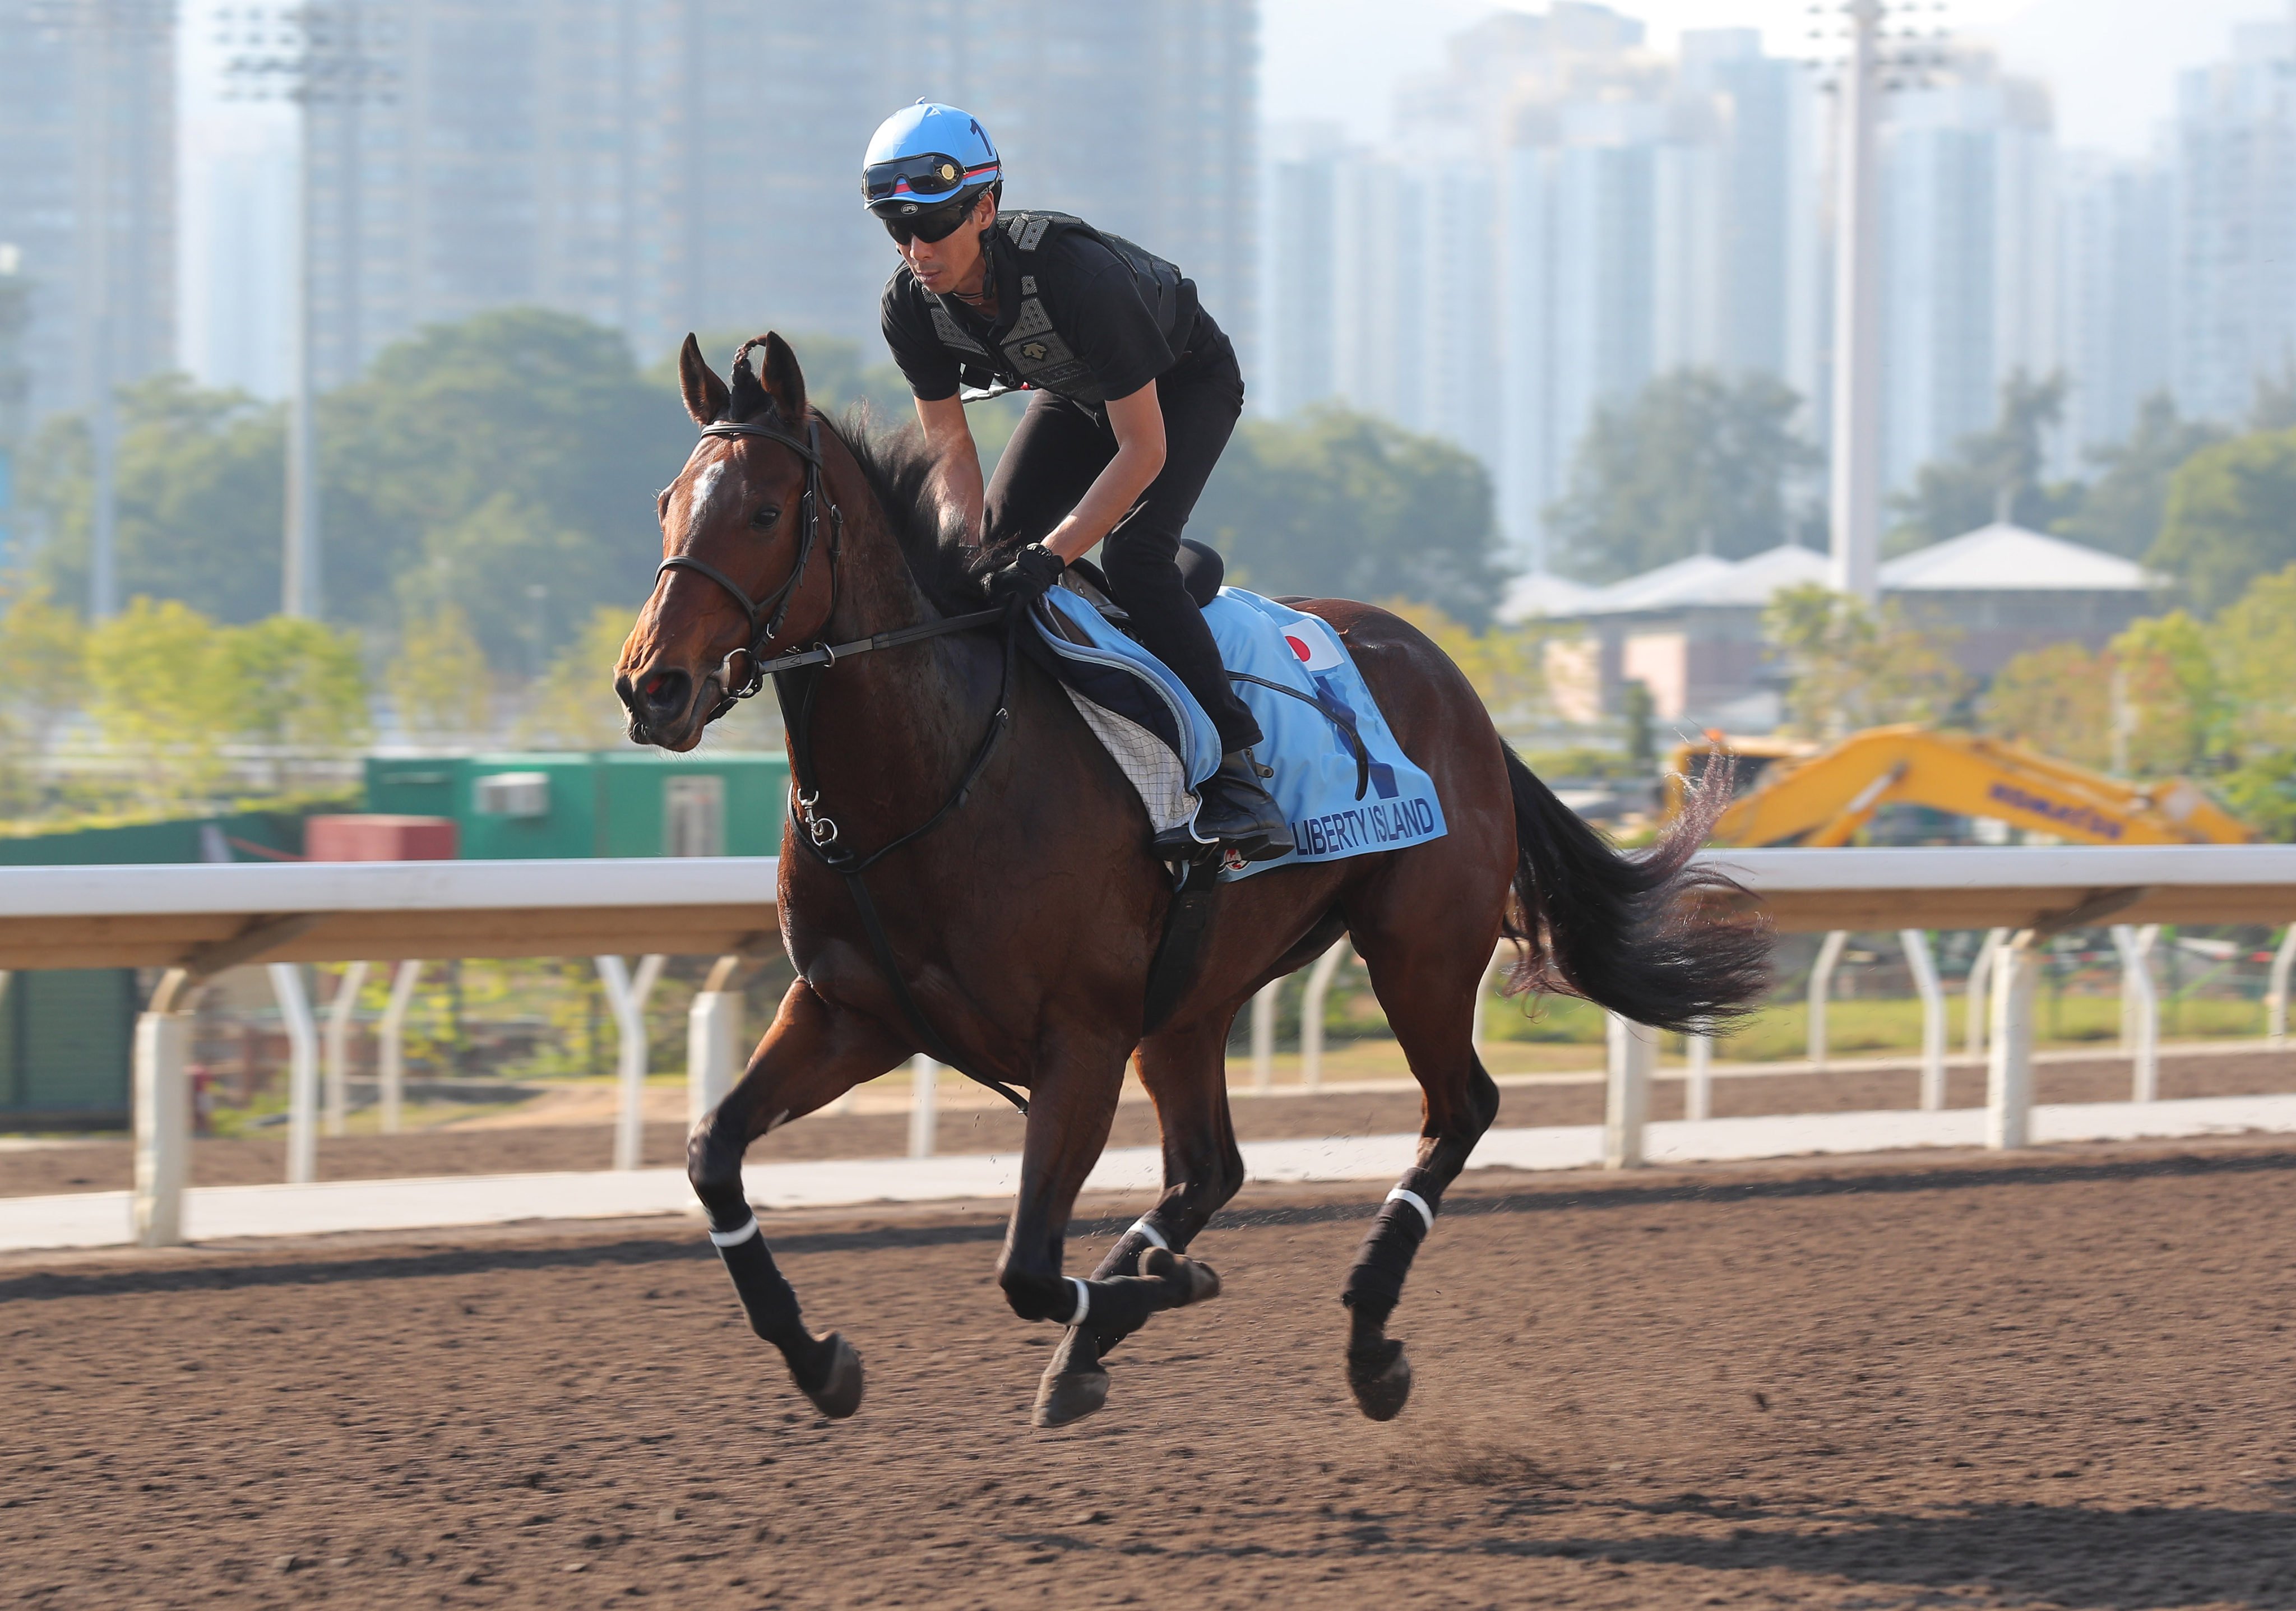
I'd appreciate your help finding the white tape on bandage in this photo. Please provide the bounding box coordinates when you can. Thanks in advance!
[1130,1217,1170,1251]
[1385,1188,1434,1232]
[1068,1276,1091,1326]
[708,1216,761,1247]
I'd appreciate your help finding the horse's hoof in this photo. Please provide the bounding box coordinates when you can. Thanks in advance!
[1347,1339,1412,1422]
[1143,1247,1221,1308]
[793,1331,864,1420]
[1032,1364,1110,1429]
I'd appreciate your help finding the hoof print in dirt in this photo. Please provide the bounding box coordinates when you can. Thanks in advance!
[1032,1364,1110,1429]
[794,1331,864,1419]
[1348,1339,1412,1422]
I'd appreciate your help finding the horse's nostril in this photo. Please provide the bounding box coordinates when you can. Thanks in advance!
[641,669,691,719]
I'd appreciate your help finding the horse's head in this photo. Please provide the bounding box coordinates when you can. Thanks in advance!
[616,330,832,751]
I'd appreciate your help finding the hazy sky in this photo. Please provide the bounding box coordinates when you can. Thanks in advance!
[1262,0,2293,155]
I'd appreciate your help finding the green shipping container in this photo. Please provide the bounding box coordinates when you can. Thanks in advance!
[364,753,789,860]
[0,969,136,1127]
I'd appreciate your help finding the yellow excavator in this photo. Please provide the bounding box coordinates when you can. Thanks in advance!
[1667,723,2252,847]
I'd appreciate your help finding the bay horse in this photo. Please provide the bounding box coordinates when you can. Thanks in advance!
[616,332,1768,1428]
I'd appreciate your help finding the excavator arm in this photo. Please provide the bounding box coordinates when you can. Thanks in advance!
[1697,725,2252,847]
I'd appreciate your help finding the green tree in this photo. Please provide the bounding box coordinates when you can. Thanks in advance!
[1543,368,1821,581]
[0,578,86,811]
[388,605,492,744]
[84,599,240,807]
[1981,642,2113,769]
[1888,370,2077,550]
[2109,611,2221,776]
[2056,394,2226,560]
[20,374,286,623]
[1764,584,1970,739]
[220,616,371,789]
[517,606,635,750]
[320,308,692,648]
[1193,406,1510,627]
[2150,427,2296,613]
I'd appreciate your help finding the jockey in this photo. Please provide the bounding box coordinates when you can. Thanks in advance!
[863,101,1294,864]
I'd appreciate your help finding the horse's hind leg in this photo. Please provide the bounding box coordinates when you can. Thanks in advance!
[1336,877,1504,1420]
[687,978,908,1419]
[1037,1015,1246,1427]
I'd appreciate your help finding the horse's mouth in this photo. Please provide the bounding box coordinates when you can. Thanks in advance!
[621,665,724,752]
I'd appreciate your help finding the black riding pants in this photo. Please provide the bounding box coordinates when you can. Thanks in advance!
[983,360,1262,752]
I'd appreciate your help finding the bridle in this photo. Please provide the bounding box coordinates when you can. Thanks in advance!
[652,409,1024,1112]
[655,417,843,711]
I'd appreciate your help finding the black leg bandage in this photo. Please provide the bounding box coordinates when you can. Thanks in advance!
[707,1208,806,1345]
[1343,1168,1444,1326]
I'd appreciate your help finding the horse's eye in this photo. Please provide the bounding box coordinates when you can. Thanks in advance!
[751,505,782,530]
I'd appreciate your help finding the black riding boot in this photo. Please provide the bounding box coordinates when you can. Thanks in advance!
[1193,748,1294,862]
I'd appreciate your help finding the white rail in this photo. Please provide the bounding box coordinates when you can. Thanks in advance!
[6,846,2296,1247]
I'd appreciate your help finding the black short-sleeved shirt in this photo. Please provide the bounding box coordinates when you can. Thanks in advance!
[879,218,1230,410]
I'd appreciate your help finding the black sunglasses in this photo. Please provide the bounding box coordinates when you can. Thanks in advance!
[882,198,975,246]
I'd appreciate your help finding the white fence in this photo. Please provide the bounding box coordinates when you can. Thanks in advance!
[6,845,2296,1248]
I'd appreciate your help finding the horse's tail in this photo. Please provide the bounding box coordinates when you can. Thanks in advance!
[1498,747,1770,1034]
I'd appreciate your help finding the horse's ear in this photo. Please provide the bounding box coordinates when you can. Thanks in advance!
[678,332,729,426]
[756,331,808,423]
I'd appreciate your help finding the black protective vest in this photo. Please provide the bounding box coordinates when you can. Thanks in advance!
[927,210,1186,406]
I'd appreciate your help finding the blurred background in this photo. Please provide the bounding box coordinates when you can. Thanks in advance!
[6,0,2296,1135]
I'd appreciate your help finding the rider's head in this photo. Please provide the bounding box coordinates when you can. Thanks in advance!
[863,101,1002,294]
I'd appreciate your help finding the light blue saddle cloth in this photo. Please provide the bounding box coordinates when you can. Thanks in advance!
[1031,586,1448,881]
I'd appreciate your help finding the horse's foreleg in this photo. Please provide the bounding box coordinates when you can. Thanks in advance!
[997,1038,1222,1428]
[1040,1017,1244,1422]
[687,977,908,1418]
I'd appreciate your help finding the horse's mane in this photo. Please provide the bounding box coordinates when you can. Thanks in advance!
[720,342,989,616]
[821,409,993,616]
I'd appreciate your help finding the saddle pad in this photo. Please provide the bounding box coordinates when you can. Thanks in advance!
[1030,586,1447,877]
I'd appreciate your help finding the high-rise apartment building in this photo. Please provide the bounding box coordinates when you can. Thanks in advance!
[0,0,175,429]
[2170,21,2296,426]
[2057,151,2173,460]
[1874,57,2056,494]
[294,0,1256,388]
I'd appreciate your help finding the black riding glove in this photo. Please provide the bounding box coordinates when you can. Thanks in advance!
[985,543,1066,610]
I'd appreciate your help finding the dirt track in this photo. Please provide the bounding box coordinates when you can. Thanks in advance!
[7,1044,2294,1200]
[7,1141,2296,1608]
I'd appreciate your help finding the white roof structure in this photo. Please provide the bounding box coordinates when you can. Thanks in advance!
[1876,522,2159,592]
[1512,524,2159,626]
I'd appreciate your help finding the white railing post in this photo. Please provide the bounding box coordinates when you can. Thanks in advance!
[687,955,746,1128]
[2270,926,2296,1048]
[1900,928,1946,1112]
[133,969,195,1248]
[323,961,368,1138]
[1683,1030,1714,1123]
[1985,932,2038,1149]
[1966,927,2007,1058]
[1808,929,1849,1071]
[908,1054,938,1159]
[270,962,320,1185]
[1605,1013,1655,1168]
[1299,939,1349,1090]
[2112,923,2161,1103]
[596,954,665,1171]
[1251,979,1277,1092]
[377,959,422,1135]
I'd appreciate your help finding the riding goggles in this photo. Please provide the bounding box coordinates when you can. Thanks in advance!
[864,151,994,206]
[880,198,976,246]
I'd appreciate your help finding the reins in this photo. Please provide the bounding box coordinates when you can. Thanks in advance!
[661,411,1029,1114]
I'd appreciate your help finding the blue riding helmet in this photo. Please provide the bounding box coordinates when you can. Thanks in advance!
[862,100,1001,219]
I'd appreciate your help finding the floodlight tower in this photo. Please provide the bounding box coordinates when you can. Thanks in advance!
[217,1,396,621]
[1828,0,1885,603]
[1813,1,1951,603]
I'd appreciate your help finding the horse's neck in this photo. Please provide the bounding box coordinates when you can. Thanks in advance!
[794,489,995,824]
